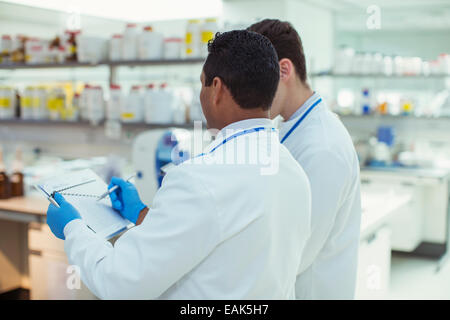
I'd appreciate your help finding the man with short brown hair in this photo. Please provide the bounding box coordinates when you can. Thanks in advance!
[249,19,362,300]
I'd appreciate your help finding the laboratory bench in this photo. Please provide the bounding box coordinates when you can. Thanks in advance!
[0,195,94,299]
[360,166,450,259]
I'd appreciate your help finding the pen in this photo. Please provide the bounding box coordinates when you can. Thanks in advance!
[97,173,136,202]
[38,185,60,208]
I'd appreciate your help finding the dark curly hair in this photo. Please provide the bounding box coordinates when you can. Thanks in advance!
[203,30,280,110]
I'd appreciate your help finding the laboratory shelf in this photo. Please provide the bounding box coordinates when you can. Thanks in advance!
[0,58,205,70]
[310,72,449,79]
[0,119,197,129]
[337,114,450,120]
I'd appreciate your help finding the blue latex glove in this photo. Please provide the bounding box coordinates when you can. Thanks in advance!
[108,176,147,224]
[46,192,82,240]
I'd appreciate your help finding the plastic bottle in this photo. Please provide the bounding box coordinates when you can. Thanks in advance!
[10,147,24,197]
[146,83,174,124]
[107,84,124,121]
[20,86,34,120]
[32,86,48,121]
[0,147,10,199]
[0,86,17,119]
[88,85,105,125]
[164,38,182,60]
[122,23,139,60]
[144,83,155,124]
[185,19,201,58]
[122,85,143,123]
[109,34,123,61]
[138,26,164,60]
[80,84,91,121]
[200,18,218,58]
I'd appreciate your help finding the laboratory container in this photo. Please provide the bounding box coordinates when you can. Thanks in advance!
[185,19,201,58]
[107,84,124,121]
[109,34,123,61]
[200,18,218,58]
[122,23,139,60]
[138,26,164,60]
[164,38,182,60]
[20,86,34,120]
[122,85,144,123]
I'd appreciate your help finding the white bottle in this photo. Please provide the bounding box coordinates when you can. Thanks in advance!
[199,18,218,58]
[185,19,201,58]
[20,86,34,120]
[88,86,104,125]
[164,38,182,60]
[148,83,174,124]
[122,23,139,60]
[33,86,48,120]
[1,86,16,119]
[80,84,92,121]
[138,26,164,60]
[122,85,143,123]
[109,34,123,61]
[144,83,155,124]
[107,84,124,121]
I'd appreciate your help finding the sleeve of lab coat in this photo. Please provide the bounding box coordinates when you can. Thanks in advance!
[63,166,221,299]
[297,149,349,268]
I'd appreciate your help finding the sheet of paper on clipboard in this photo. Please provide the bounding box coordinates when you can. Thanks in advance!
[36,168,133,240]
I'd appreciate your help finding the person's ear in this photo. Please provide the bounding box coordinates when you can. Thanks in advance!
[211,76,223,106]
[279,58,293,82]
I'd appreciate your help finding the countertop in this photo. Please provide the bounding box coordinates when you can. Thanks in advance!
[361,166,450,180]
[0,189,411,241]
[360,190,412,239]
[0,195,47,216]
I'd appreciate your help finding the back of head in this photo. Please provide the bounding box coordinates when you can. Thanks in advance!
[248,19,307,83]
[203,30,280,110]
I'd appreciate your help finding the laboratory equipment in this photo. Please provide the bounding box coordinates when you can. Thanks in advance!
[132,129,196,203]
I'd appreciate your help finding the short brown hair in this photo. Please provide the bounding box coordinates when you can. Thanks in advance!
[248,19,307,82]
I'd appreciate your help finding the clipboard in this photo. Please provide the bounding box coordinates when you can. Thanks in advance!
[35,168,133,239]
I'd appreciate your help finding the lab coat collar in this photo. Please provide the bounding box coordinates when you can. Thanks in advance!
[287,91,321,121]
[220,118,274,134]
[206,118,276,153]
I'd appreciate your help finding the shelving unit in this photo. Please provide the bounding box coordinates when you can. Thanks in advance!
[0,58,206,132]
[310,72,450,79]
[0,58,205,70]
[0,58,206,85]
[0,119,197,130]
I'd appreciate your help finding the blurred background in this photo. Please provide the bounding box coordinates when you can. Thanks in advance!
[0,0,450,300]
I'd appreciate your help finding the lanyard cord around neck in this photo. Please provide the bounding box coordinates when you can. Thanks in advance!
[196,126,276,158]
[280,98,322,144]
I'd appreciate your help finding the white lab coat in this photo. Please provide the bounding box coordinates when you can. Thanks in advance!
[279,93,362,300]
[63,118,311,299]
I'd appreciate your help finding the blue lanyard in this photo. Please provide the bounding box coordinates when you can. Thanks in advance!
[196,126,276,158]
[280,98,322,144]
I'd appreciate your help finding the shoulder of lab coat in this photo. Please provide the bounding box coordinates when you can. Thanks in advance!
[63,163,221,300]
